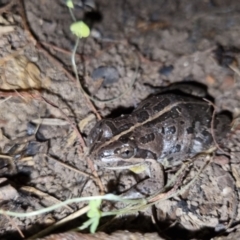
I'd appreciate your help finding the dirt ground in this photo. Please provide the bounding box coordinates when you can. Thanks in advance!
[0,0,240,239]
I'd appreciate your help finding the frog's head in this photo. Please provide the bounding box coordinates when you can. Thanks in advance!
[87,119,143,169]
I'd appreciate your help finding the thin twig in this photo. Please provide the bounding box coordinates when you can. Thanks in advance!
[40,97,105,192]
[18,0,101,120]
[45,154,93,179]
[27,206,90,239]
[40,96,86,151]
[4,214,25,239]
[0,89,41,99]
[86,156,105,194]
[0,95,12,104]
[41,41,86,59]
[229,64,240,78]
[20,186,73,212]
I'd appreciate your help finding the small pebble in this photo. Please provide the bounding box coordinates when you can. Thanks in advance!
[26,141,42,156]
[74,0,96,10]
[27,122,37,135]
[205,74,216,85]
[213,155,230,166]
[220,75,235,89]
[158,65,174,76]
[91,66,119,86]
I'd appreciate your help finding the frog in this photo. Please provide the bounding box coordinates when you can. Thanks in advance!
[87,82,231,198]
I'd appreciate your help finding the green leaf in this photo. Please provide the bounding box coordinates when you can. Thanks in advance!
[66,0,74,9]
[87,199,102,218]
[70,21,90,38]
[79,199,102,233]
[89,199,102,208]
[88,208,101,218]
[79,218,93,230]
[90,217,100,233]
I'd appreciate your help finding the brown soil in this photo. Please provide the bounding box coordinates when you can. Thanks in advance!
[0,0,240,239]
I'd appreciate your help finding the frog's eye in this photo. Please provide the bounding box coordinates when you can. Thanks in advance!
[120,146,135,159]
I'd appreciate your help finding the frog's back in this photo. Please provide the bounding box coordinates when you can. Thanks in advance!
[127,93,215,165]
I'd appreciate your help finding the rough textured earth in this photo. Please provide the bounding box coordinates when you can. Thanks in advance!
[0,0,240,239]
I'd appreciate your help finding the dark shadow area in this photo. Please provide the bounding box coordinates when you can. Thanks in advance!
[83,10,103,28]
[107,81,215,119]
[98,213,221,240]
[144,80,214,103]
[106,106,135,118]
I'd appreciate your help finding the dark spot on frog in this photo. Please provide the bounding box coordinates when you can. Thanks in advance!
[145,109,179,128]
[202,129,211,137]
[180,121,185,125]
[139,133,155,144]
[161,127,165,135]
[141,102,151,110]
[166,126,176,134]
[201,130,213,145]
[119,134,133,143]
[135,110,149,123]
[173,144,181,153]
[135,148,157,159]
[187,127,194,134]
[168,157,174,162]
[169,107,181,119]
[153,98,171,112]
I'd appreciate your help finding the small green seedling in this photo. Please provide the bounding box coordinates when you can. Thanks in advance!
[66,0,74,9]
[70,21,90,38]
[80,199,102,233]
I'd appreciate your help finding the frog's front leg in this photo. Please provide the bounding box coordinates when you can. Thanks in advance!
[121,160,165,199]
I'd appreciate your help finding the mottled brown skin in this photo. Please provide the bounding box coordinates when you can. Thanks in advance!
[88,85,230,198]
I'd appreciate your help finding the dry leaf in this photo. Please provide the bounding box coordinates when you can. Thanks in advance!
[20,156,34,166]
[31,118,69,126]
[231,116,240,131]
[0,15,14,25]
[79,113,96,132]
[0,15,15,35]
[20,186,73,211]
[65,131,77,148]
[0,25,15,35]
[231,165,240,188]
[0,55,50,90]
